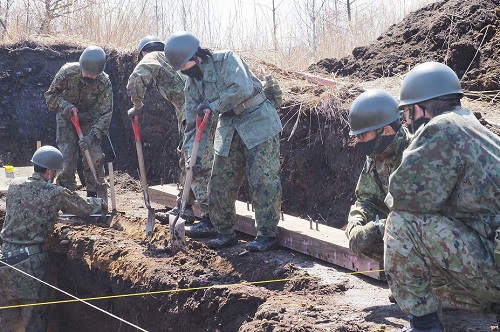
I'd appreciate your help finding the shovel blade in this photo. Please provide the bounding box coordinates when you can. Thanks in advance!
[96,184,108,206]
[169,214,186,253]
[145,207,155,238]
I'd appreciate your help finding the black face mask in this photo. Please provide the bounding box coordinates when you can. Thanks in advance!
[410,117,429,133]
[82,76,96,84]
[181,65,203,81]
[358,135,395,156]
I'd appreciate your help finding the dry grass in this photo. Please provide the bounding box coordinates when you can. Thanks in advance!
[0,0,436,70]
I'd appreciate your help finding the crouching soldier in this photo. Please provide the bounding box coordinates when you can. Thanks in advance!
[0,146,107,331]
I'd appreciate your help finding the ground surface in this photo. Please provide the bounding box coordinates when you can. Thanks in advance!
[0,177,498,332]
[1,0,500,330]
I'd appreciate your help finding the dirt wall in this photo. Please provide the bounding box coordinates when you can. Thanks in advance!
[0,41,361,228]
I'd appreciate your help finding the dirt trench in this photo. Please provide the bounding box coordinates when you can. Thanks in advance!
[0,40,361,229]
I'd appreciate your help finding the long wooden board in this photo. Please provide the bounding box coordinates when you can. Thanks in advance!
[149,183,385,280]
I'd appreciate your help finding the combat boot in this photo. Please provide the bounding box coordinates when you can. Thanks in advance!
[207,233,238,249]
[185,216,217,238]
[245,236,278,252]
[155,204,195,225]
[401,313,445,332]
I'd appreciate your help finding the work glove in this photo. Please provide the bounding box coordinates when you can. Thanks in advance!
[88,197,108,215]
[348,221,380,255]
[79,130,98,150]
[63,105,77,118]
[127,107,141,121]
[196,103,211,117]
[186,156,203,174]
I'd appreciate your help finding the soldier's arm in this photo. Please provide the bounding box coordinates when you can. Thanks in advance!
[91,80,113,138]
[44,68,74,112]
[386,121,460,212]
[346,166,388,238]
[57,188,94,216]
[126,60,160,109]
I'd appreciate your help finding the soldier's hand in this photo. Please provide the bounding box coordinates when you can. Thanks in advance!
[186,156,202,174]
[99,198,108,214]
[348,221,379,255]
[127,107,141,120]
[195,103,211,117]
[87,197,107,215]
[79,131,97,150]
[63,105,77,118]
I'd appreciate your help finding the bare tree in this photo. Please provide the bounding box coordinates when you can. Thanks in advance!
[36,0,97,34]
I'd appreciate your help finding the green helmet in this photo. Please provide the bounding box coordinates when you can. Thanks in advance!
[79,45,106,76]
[349,89,400,135]
[137,35,164,60]
[399,62,463,108]
[164,31,200,71]
[31,146,64,171]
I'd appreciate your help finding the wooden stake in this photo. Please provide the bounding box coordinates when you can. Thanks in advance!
[36,141,41,150]
[108,162,117,212]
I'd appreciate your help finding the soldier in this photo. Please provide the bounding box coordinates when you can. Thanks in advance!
[164,31,282,251]
[126,35,197,224]
[0,146,107,331]
[345,89,412,264]
[45,45,113,197]
[384,62,500,331]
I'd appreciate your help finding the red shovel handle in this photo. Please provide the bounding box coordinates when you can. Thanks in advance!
[195,110,211,143]
[131,115,141,143]
[69,108,83,137]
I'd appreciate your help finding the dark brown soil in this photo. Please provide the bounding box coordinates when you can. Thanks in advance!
[312,0,500,94]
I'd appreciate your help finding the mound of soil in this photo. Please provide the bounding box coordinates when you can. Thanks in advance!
[312,0,500,93]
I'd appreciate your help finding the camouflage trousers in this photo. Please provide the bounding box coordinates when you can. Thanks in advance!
[384,211,500,317]
[0,244,49,332]
[55,112,105,192]
[179,125,216,217]
[209,132,281,236]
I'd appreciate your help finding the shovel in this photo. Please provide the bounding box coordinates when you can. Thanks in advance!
[69,108,108,204]
[131,114,155,238]
[170,110,211,253]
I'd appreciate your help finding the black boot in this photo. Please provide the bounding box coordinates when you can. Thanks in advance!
[87,191,97,198]
[181,205,195,224]
[245,236,278,252]
[401,312,445,332]
[156,204,196,225]
[207,233,238,249]
[185,216,217,238]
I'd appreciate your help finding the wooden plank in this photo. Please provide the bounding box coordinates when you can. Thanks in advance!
[149,183,385,280]
[0,166,34,194]
[292,71,338,86]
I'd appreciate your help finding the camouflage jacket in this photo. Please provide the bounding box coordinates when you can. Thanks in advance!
[346,126,412,237]
[126,51,186,132]
[386,107,500,236]
[44,62,113,138]
[1,173,101,245]
[184,51,282,157]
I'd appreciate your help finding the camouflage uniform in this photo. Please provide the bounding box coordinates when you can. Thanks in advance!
[345,126,412,262]
[184,50,282,236]
[384,107,500,317]
[0,172,102,331]
[126,51,198,207]
[45,63,113,192]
